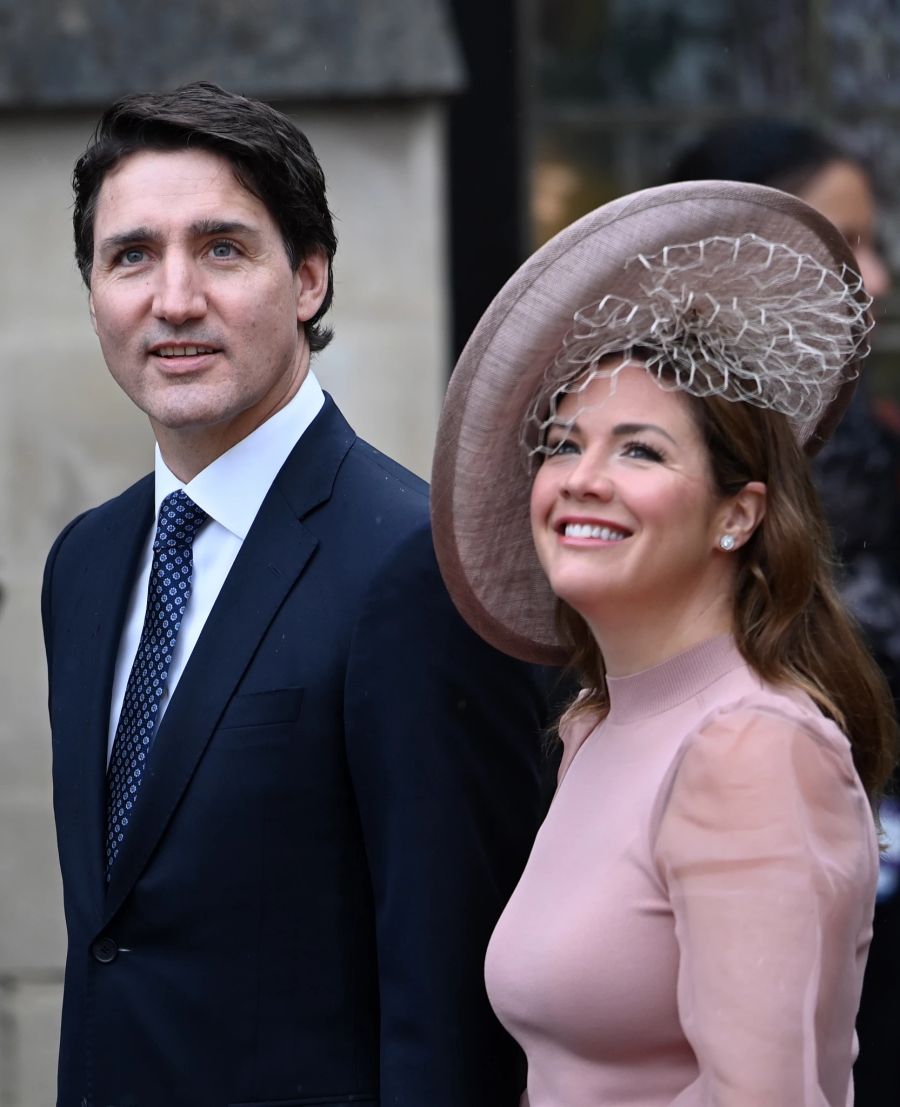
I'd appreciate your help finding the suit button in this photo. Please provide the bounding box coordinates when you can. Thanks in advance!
[91,936,118,963]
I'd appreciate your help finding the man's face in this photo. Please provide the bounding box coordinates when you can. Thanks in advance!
[88,148,328,472]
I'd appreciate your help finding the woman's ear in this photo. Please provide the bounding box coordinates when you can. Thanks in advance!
[715,481,767,553]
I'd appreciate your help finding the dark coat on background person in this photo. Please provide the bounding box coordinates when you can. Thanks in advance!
[813,384,900,1104]
[43,396,548,1107]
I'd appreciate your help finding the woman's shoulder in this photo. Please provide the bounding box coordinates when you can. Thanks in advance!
[556,691,605,785]
[652,686,874,864]
[689,683,853,765]
[674,685,862,804]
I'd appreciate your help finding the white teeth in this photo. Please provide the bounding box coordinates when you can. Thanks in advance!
[157,345,215,357]
[564,523,628,541]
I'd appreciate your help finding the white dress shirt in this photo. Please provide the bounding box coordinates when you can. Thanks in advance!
[107,372,325,760]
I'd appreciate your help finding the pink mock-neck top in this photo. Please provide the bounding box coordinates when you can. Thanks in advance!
[485,635,878,1107]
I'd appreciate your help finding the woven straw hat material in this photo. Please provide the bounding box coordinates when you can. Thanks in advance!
[431,181,870,666]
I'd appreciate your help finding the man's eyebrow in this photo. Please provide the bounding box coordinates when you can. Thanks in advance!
[97,226,158,255]
[190,218,261,238]
[612,421,678,445]
[96,219,262,256]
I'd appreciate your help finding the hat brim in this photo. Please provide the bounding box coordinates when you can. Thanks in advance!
[431,181,870,665]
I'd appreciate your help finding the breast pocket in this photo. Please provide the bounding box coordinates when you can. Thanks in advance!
[215,687,305,747]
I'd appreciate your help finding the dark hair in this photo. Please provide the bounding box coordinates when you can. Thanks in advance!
[558,382,897,802]
[666,118,846,196]
[72,81,337,353]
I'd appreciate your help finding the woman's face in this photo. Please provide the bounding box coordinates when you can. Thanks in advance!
[800,159,890,300]
[530,362,735,634]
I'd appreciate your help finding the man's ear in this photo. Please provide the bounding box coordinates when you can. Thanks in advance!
[716,481,767,553]
[294,248,329,324]
[88,290,98,335]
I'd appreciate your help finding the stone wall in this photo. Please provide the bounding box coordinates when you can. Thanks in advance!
[0,100,450,1104]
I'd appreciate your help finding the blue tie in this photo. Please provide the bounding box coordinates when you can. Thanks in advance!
[105,490,208,878]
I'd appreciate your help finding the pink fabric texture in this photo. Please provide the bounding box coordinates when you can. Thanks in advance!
[485,636,878,1106]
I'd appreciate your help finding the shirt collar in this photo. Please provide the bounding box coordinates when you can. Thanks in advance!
[154,371,325,539]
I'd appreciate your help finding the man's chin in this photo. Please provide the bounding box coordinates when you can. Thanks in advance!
[144,396,240,434]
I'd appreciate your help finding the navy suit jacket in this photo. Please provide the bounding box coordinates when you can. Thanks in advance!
[43,397,548,1107]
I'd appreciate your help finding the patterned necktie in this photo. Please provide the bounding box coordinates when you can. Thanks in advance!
[105,489,208,878]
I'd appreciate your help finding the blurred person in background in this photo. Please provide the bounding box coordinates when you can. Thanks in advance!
[668,118,900,1105]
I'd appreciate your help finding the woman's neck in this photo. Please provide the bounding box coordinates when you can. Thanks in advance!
[586,593,733,678]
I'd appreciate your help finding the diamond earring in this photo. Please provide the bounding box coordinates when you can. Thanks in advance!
[718,534,736,551]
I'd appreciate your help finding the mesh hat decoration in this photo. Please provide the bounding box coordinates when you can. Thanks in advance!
[430,180,873,666]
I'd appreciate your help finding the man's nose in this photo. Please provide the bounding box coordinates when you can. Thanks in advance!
[152,256,207,324]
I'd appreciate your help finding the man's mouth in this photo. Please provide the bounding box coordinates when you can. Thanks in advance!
[154,345,218,358]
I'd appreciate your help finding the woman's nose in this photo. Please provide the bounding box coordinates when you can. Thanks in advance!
[561,455,615,501]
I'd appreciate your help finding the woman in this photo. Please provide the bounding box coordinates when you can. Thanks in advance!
[431,181,896,1105]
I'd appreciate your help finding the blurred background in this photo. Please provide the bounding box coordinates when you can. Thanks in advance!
[1,0,899,1102]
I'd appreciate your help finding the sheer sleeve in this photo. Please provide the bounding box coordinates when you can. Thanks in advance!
[653,703,878,1107]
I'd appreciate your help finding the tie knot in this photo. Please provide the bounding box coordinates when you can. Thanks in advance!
[153,489,208,550]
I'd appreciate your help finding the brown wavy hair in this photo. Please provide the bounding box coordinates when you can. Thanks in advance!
[558,386,897,801]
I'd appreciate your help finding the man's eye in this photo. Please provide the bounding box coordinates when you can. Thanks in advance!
[121,248,145,265]
[210,241,237,258]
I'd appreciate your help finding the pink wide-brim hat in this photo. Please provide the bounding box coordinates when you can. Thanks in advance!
[430,180,871,665]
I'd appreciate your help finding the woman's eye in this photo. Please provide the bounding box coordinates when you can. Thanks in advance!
[623,440,665,462]
[545,438,579,456]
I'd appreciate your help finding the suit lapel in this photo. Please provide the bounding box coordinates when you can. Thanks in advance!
[103,398,356,919]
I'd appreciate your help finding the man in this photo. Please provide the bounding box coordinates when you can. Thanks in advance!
[42,82,547,1107]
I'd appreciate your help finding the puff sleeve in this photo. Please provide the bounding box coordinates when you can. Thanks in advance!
[653,703,878,1107]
